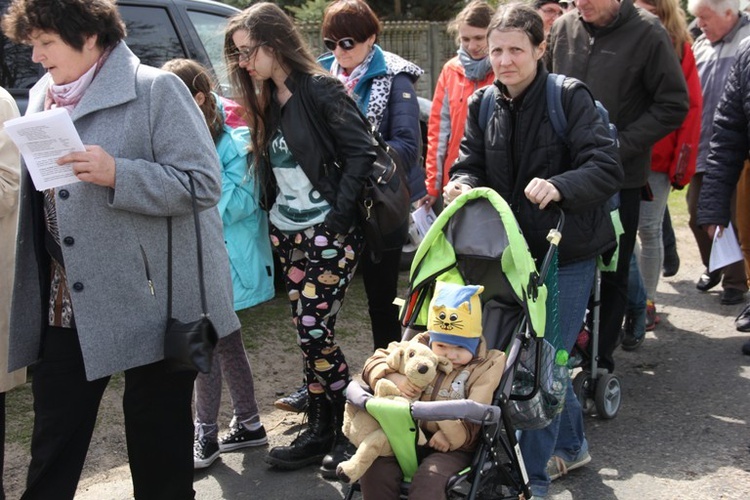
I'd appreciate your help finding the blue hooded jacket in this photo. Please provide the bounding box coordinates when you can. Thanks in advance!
[214,95,275,310]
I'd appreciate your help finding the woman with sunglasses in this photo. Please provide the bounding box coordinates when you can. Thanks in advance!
[316,0,423,476]
[223,2,376,473]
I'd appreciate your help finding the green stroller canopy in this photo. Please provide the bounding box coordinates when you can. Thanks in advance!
[406,188,547,339]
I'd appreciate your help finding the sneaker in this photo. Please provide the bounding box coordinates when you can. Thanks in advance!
[645,300,659,331]
[621,314,644,351]
[735,302,750,332]
[547,450,591,481]
[194,437,220,470]
[219,423,268,452]
[662,247,680,277]
[274,384,309,413]
[696,268,721,292]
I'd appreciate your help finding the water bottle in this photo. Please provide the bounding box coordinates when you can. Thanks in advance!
[552,350,570,395]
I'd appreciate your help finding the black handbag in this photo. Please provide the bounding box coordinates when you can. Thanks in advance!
[357,132,411,260]
[300,85,411,262]
[163,177,218,373]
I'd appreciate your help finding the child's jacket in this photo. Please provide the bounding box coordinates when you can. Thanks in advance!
[362,332,506,452]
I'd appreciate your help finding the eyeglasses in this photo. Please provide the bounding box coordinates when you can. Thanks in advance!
[540,6,564,17]
[231,42,266,63]
[323,37,357,52]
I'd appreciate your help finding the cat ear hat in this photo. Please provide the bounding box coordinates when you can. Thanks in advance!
[427,282,485,356]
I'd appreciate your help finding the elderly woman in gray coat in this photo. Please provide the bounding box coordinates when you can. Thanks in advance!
[1,1,238,499]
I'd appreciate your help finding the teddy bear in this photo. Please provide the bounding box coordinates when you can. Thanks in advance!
[336,340,452,484]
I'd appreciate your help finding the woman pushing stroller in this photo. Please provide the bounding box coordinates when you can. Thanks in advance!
[444,4,622,498]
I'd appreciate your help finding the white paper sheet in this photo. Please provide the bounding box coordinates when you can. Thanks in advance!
[411,204,437,239]
[3,107,84,190]
[708,222,744,272]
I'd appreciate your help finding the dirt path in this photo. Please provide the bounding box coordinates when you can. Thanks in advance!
[4,204,750,499]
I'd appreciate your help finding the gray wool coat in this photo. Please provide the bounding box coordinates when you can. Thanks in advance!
[9,42,240,381]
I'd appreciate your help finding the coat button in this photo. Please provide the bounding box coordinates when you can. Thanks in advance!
[58,189,69,199]
[72,282,84,292]
[63,236,74,246]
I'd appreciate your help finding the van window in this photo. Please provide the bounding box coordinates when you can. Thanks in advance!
[119,5,184,69]
[186,9,231,93]
[0,34,40,91]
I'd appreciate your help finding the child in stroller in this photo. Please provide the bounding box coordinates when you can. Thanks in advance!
[340,187,564,500]
[356,282,506,499]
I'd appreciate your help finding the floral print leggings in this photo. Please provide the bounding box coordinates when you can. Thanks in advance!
[270,222,363,404]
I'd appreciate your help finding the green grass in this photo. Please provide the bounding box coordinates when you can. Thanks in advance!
[667,186,689,221]
[5,382,34,447]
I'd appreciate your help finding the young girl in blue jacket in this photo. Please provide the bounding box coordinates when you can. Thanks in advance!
[162,58,275,470]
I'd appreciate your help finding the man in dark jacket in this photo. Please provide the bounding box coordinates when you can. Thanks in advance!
[687,0,750,307]
[547,0,688,377]
[697,37,750,355]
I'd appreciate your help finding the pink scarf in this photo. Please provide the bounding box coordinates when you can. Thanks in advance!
[45,47,112,112]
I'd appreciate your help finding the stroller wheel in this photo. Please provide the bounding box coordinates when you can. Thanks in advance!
[573,371,596,415]
[594,373,622,419]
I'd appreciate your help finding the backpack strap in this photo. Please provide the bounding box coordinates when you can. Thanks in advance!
[546,73,568,143]
[478,85,497,133]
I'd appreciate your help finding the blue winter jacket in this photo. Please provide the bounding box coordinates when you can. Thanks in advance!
[319,45,426,201]
[214,95,275,310]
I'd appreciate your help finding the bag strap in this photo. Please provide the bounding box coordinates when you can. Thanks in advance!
[546,73,568,143]
[477,85,497,133]
[167,176,209,319]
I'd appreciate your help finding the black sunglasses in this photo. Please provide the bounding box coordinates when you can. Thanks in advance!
[323,37,357,52]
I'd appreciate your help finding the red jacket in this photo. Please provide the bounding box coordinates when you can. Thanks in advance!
[650,42,702,188]
[425,57,494,198]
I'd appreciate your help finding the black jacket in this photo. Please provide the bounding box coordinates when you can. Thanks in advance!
[697,38,750,228]
[268,72,377,234]
[547,0,689,189]
[450,65,623,266]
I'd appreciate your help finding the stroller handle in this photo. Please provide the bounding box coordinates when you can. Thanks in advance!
[536,202,565,287]
[345,381,501,426]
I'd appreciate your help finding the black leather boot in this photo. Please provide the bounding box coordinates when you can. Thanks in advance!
[266,393,334,470]
[320,400,355,479]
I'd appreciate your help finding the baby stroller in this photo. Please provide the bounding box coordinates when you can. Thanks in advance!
[568,204,624,420]
[343,188,570,499]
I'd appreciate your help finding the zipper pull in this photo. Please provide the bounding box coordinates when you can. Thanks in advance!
[148,280,155,296]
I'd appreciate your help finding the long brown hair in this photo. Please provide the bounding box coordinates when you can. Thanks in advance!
[224,2,325,164]
[161,58,223,143]
[640,0,692,59]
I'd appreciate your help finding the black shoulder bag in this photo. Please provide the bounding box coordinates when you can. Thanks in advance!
[301,86,411,263]
[163,176,219,373]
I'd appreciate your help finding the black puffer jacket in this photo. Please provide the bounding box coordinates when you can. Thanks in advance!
[697,38,750,228]
[268,71,377,235]
[450,64,623,266]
